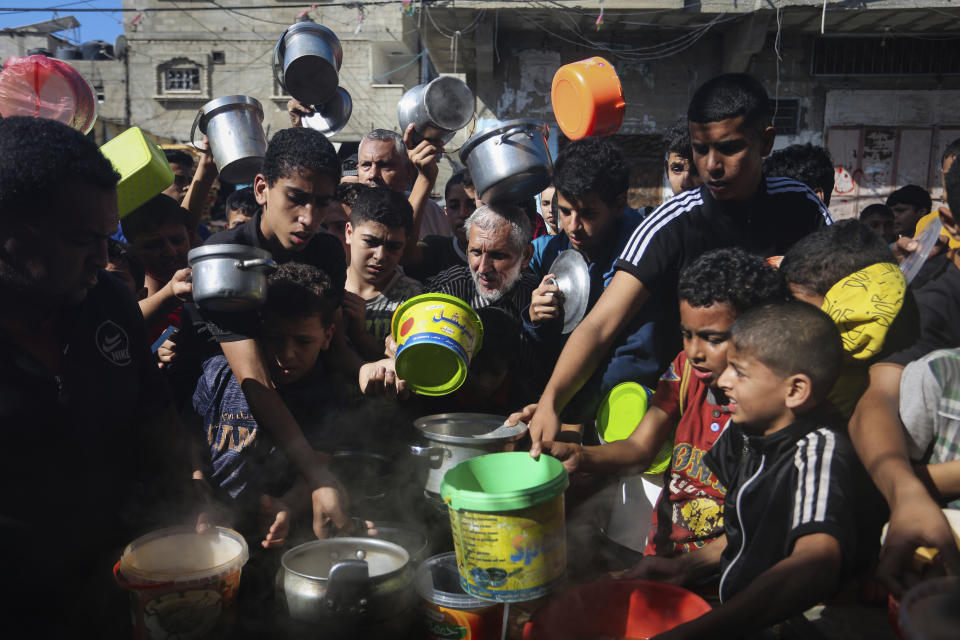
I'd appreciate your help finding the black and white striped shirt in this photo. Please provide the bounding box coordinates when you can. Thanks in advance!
[616,176,832,292]
[705,418,861,603]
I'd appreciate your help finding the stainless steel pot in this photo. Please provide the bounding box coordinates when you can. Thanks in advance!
[459,118,552,203]
[301,87,352,137]
[273,21,343,107]
[278,537,415,628]
[411,413,528,497]
[397,76,475,145]
[191,95,266,184]
[187,244,277,312]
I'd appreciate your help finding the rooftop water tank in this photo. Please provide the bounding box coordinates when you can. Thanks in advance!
[81,41,113,60]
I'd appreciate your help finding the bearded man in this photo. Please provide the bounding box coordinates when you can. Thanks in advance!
[424,203,548,387]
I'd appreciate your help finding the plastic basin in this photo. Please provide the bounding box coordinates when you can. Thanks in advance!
[522,579,711,640]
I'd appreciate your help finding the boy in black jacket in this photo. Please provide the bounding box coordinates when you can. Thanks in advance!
[651,302,861,639]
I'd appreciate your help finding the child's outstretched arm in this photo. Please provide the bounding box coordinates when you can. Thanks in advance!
[539,403,674,474]
[651,533,842,640]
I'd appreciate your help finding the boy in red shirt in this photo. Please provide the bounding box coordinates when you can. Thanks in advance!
[541,248,786,560]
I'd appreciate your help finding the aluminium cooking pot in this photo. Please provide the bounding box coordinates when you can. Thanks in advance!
[411,413,527,497]
[397,76,475,145]
[190,95,266,184]
[277,537,416,634]
[187,244,277,312]
[273,21,343,107]
[459,118,552,204]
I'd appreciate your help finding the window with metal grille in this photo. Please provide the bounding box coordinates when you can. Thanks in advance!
[812,37,960,76]
[773,98,801,135]
[164,68,200,91]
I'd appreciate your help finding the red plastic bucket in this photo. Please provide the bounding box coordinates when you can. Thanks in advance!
[522,579,711,640]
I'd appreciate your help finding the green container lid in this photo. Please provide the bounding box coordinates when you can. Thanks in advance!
[441,452,569,512]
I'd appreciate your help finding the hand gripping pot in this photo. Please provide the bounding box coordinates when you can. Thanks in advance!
[273,21,343,107]
[187,244,278,312]
[113,526,249,640]
[391,293,483,396]
[191,95,267,185]
[442,452,569,602]
[459,119,553,204]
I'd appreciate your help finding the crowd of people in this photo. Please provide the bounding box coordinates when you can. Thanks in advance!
[2,70,960,637]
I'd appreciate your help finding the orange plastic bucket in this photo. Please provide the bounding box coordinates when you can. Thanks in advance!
[551,57,625,140]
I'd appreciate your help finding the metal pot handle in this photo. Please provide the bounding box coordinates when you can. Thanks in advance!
[496,124,534,145]
[237,258,278,271]
[325,559,370,615]
[410,445,450,460]
[272,29,288,94]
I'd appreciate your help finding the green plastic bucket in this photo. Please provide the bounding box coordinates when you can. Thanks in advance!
[441,452,568,602]
[392,293,483,396]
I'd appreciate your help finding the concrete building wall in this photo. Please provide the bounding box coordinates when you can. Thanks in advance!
[118,0,421,158]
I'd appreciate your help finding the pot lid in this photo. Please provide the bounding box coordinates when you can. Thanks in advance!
[547,249,590,334]
[414,413,527,445]
[459,118,548,164]
[281,537,408,581]
[187,243,272,264]
[301,87,352,136]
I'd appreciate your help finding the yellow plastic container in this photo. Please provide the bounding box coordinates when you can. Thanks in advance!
[392,293,483,396]
[442,452,568,602]
[99,127,175,218]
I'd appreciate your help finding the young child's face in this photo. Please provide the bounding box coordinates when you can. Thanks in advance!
[718,344,792,433]
[346,221,406,287]
[862,212,896,243]
[679,300,737,388]
[890,203,922,237]
[445,184,476,243]
[131,220,189,282]
[255,168,336,252]
[227,208,252,230]
[320,200,349,260]
[665,152,701,195]
[557,191,622,256]
[261,311,334,385]
[689,117,774,202]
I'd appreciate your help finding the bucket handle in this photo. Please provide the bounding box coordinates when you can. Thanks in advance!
[272,28,289,95]
[237,257,278,271]
[189,106,205,150]
[113,561,175,592]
